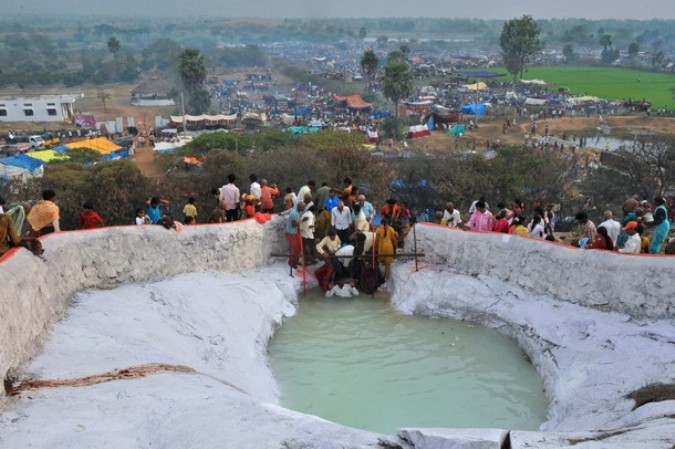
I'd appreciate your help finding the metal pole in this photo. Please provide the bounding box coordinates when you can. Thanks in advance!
[299,216,306,295]
[181,92,187,134]
[271,252,423,259]
[371,230,376,298]
[413,222,418,272]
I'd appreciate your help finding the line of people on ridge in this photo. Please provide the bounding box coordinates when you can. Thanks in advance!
[435,195,672,255]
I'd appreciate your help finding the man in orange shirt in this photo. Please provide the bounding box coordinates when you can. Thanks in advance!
[259,179,280,213]
[27,189,60,236]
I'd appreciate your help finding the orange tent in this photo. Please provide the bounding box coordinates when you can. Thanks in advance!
[332,94,372,110]
[65,138,122,155]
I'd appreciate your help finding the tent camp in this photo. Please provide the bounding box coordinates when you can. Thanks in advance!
[170,114,238,127]
[27,150,69,163]
[448,124,466,137]
[66,138,122,155]
[0,163,33,183]
[332,94,372,110]
[461,103,489,116]
[462,82,488,91]
[0,153,44,172]
[408,124,431,139]
[525,98,549,106]
[287,126,320,135]
[520,79,547,86]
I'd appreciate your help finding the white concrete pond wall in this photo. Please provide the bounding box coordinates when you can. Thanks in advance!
[0,218,287,388]
[0,219,673,449]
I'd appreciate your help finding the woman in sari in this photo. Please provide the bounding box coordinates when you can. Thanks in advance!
[376,217,398,280]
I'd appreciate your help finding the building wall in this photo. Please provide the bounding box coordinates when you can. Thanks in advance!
[131,98,176,107]
[0,95,79,123]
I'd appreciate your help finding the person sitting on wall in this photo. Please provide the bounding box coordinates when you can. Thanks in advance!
[27,189,61,237]
[0,196,21,257]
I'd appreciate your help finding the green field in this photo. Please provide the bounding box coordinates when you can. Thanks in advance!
[492,66,675,109]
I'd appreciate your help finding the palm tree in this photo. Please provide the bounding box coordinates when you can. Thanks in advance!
[177,49,208,114]
[177,48,206,94]
[107,36,120,62]
[382,54,413,140]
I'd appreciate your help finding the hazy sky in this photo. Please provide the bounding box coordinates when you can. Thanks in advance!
[7,0,675,20]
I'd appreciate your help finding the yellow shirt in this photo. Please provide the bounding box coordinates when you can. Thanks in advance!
[513,225,528,237]
[182,204,198,218]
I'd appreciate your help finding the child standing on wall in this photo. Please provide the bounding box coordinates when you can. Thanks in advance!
[135,208,150,225]
[183,197,198,224]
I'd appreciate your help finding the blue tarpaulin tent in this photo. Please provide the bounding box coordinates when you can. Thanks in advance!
[461,104,488,116]
[368,111,391,120]
[0,153,44,172]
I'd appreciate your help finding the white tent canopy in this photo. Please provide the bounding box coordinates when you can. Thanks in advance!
[520,79,547,86]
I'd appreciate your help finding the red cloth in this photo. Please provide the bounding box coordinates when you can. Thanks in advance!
[314,263,334,291]
[286,232,302,267]
[586,236,612,251]
[253,212,272,224]
[492,218,510,233]
[79,211,104,229]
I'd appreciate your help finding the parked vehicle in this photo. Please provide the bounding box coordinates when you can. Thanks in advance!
[0,144,30,156]
[7,135,45,149]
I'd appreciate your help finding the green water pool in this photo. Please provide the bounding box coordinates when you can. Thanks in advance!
[268,289,548,434]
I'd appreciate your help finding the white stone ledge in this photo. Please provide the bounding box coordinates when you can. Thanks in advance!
[0,218,287,389]
[406,224,674,318]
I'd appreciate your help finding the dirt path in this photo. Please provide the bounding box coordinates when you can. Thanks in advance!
[134,144,163,178]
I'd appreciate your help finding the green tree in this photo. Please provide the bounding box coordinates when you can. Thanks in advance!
[499,15,544,80]
[360,49,379,91]
[382,53,413,137]
[119,55,140,82]
[141,38,182,71]
[96,89,111,113]
[562,43,576,63]
[107,36,120,62]
[190,89,211,115]
[359,27,367,39]
[628,42,640,59]
[652,51,667,70]
[599,34,615,63]
[399,44,410,59]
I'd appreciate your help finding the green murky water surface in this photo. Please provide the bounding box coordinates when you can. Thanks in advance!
[268,289,548,434]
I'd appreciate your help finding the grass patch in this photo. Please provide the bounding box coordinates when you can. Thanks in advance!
[479,66,674,109]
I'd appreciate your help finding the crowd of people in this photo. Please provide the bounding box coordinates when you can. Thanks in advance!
[1,179,673,294]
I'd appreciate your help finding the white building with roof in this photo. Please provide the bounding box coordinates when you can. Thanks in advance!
[0,93,83,123]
